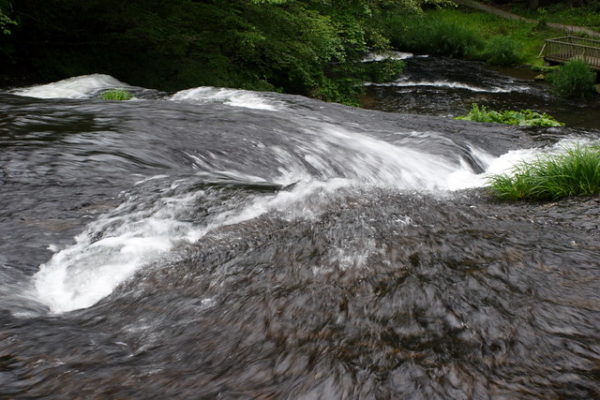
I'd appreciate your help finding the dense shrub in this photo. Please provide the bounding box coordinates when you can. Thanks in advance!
[482,36,522,66]
[489,146,600,201]
[455,104,564,127]
[0,7,16,35]
[549,60,596,99]
[385,15,483,58]
[1,0,435,105]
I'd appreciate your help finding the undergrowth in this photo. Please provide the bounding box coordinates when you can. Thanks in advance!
[385,14,483,58]
[455,104,564,127]
[400,8,561,69]
[482,35,523,66]
[489,145,600,201]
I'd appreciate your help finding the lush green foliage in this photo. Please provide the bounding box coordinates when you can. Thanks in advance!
[0,2,16,35]
[489,146,600,201]
[1,1,586,104]
[549,60,597,99]
[385,14,484,58]
[101,89,133,101]
[0,0,436,104]
[482,35,523,66]
[455,104,564,127]
[408,8,561,68]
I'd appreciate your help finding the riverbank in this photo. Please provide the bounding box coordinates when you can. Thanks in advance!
[455,0,600,38]
[361,55,600,130]
[502,1,600,34]
[399,6,562,70]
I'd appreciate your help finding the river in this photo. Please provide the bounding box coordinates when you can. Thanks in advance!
[1,57,600,399]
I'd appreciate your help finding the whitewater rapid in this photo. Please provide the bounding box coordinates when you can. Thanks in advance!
[6,74,584,314]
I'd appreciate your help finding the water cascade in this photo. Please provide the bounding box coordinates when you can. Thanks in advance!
[1,64,600,399]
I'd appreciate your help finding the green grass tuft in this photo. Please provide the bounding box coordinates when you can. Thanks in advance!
[548,60,597,99]
[489,146,600,201]
[101,89,134,101]
[455,104,564,127]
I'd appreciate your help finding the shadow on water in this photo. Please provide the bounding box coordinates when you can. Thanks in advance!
[0,66,600,399]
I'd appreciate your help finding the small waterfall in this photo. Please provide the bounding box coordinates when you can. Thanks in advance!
[9,75,581,313]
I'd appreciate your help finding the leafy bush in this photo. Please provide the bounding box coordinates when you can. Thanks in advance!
[102,89,133,101]
[489,146,600,201]
[0,0,451,105]
[0,7,16,35]
[549,60,596,99]
[386,16,483,58]
[455,104,564,127]
[482,36,522,66]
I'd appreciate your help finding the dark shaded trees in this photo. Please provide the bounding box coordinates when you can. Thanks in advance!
[0,0,427,101]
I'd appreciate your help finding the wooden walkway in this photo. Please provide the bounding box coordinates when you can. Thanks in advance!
[539,36,600,71]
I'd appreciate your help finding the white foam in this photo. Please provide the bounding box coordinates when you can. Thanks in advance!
[47,244,59,252]
[170,87,278,110]
[297,125,484,192]
[33,191,199,313]
[134,174,170,186]
[31,174,342,313]
[364,79,528,93]
[29,118,589,314]
[447,138,597,189]
[12,74,130,99]
[362,51,413,62]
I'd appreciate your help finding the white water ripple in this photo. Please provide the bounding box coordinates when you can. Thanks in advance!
[364,79,529,93]
[12,74,131,99]
[170,87,279,110]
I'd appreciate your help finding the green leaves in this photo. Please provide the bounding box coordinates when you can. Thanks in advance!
[386,15,483,58]
[0,6,16,35]
[2,0,429,104]
[455,104,564,127]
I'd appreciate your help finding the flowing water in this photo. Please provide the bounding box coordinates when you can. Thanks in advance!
[1,58,600,399]
[363,56,600,130]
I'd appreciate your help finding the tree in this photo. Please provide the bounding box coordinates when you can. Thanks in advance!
[0,1,16,35]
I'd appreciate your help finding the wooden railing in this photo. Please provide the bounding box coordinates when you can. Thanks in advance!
[540,36,600,70]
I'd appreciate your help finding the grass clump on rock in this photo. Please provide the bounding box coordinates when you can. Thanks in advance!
[549,60,597,99]
[102,89,133,101]
[455,104,563,127]
[489,146,600,201]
